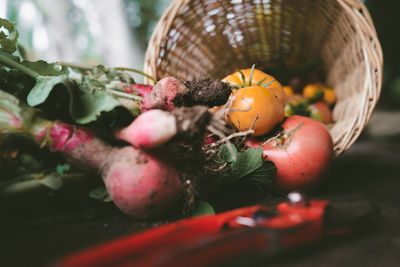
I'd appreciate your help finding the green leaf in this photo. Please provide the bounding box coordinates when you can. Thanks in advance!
[89,186,112,202]
[191,200,215,217]
[288,100,311,117]
[71,84,123,124]
[21,60,68,76]
[230,148,264,181]
[218,144,238,163]
[0,68,35,96]
[56,163,71,175]
[0,18,18,54]
[26,72,127,125]
[27,75,71,106]
[310,90,324,102]
[0,89,23,131]
[38,173,63,190]
[86,77,106,89]
[247,160,276,185]
[0,89,21,116]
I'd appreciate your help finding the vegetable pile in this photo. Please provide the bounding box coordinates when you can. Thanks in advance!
[0,18,336,220]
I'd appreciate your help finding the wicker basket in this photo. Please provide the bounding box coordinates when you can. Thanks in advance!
[144,0,383,156]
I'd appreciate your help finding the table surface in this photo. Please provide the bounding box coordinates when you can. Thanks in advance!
[2,120,400,267]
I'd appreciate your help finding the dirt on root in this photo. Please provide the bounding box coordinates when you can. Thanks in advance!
[185,78,232,107]
[172,106,212,141]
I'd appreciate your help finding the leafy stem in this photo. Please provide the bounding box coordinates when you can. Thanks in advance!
[105,87,143,101]
[57,61,93,72]
[0,51,40,79]
[112,67,157,84]
[57,62,158,84]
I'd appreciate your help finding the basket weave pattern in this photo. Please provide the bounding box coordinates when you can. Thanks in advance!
[144,0,383,156]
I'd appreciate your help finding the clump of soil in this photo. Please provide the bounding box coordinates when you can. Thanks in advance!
[185,78,232,107]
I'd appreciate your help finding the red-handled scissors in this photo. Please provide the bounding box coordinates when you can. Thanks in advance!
[55,192,377,267]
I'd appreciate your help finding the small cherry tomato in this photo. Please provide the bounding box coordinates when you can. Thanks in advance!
[309,101,333,124]
[303,83,336,106]
[284,94,309,117]
[283,85,294,97]
[322,87,336,106]
[303,83,324,100]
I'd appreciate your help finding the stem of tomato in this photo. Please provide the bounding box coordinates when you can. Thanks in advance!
[267,122,304,149]
[238,69,248,87]
[248,64,255,86]
[256,77,268,86]
[260,79,275,88]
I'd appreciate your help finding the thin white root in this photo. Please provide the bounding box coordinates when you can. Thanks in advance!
[206,129,254,148]
[261,132,282,146]
[206,162,228,172]
[207,125,236,162]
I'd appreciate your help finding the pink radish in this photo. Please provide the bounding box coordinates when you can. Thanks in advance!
[0,92,182,219]
[116,106,212,149]
[42,122,181,219]
[141,77,188,111]
[116,109,177,149]
[122,83,153,97]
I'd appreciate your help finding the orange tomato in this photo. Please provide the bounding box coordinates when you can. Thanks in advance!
[322,87,336,106]
[283,85,294,97]
[227,86,284,136]
[303,83,336,106]
[303,83,324,100]
[223,68,287,106]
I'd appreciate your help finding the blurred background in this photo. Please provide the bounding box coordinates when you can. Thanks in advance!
[0,0,399,108]
[1,0,174,82]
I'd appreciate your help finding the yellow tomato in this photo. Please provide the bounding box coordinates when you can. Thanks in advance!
[303,83,324,99]
[322,87,336,106]
[283,85,294,97]
[227,86,284,136]
[223,68,287,106]
[303,83,336,106]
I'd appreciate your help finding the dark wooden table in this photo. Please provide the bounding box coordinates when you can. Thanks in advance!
[2,129,400,267]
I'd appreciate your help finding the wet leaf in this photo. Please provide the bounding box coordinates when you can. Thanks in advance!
[218,144,238,163]
[230,148,264,180]
[27,75,71,106]
[38,173,63,190]
[247,160,276,185]
[21,60,68,76]
[0,18,18,54]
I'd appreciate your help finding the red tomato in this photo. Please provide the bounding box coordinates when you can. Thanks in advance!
[245,115,333,191]
[309,101,333,124]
